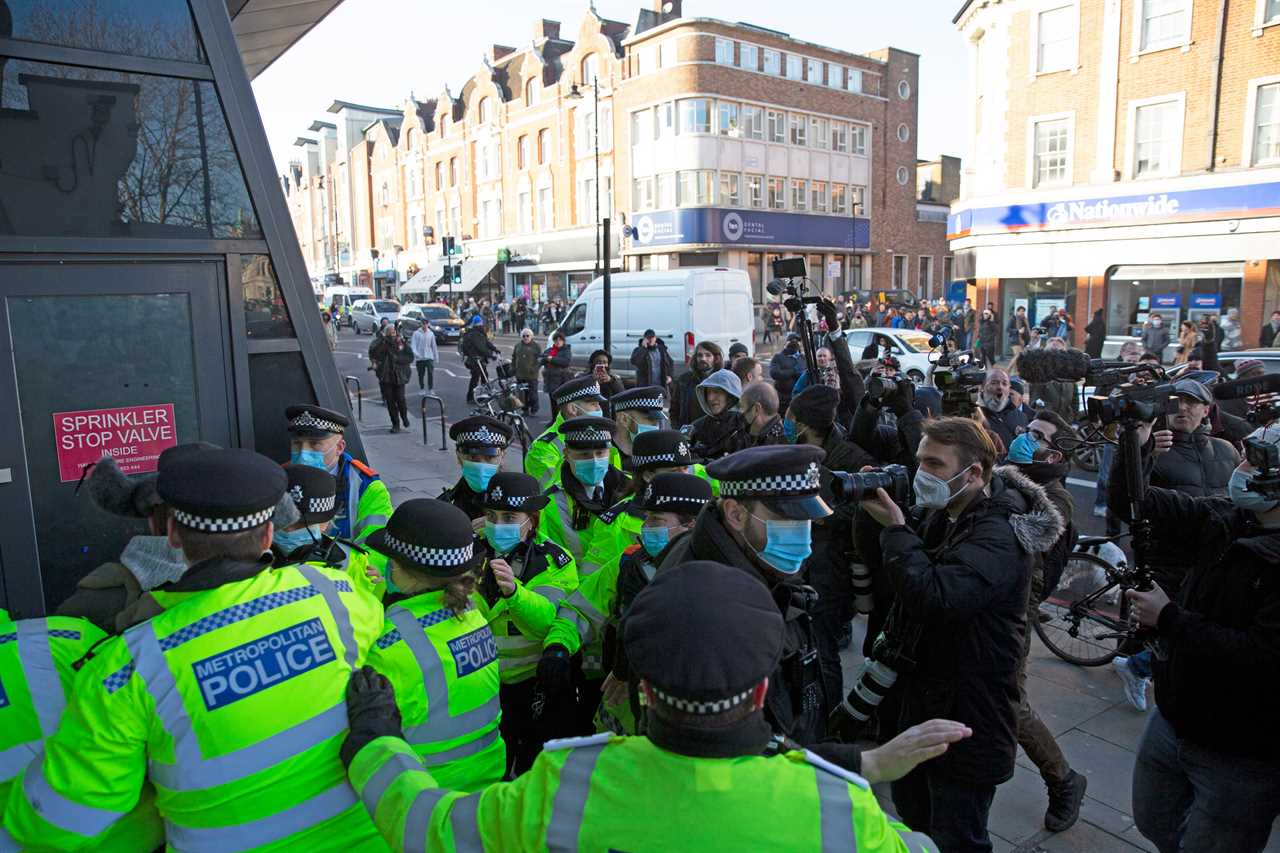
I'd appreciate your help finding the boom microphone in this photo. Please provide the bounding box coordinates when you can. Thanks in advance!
[1211,373,1280,400]
[1015,347,1092,384]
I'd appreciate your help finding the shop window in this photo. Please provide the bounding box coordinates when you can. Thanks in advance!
[1003,278,1078,353]
[1103,272,1241,338]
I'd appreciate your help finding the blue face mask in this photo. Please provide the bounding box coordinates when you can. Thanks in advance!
[274,525,323,553]
[291,448,327,470]
[749,513,812,574]
[484,520,525,554]
[1228,468,1279,513]
[639,525,672,557]
[1007,432,1041,465]
[632,422,660,441]
[573,456,610,488]
[462,460,499,493]
[782,419,798,444]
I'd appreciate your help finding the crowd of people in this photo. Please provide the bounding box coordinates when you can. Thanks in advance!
[3,289,1276,852]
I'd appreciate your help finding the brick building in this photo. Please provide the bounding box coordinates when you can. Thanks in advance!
[285,1,956,307]
[950,0,1280,354]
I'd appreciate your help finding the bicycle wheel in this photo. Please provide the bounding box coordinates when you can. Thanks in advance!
[1073,444,1101,473]
[1035,552,1130,666]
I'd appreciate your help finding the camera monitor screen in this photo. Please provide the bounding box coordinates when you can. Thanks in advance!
[771,256,808,279]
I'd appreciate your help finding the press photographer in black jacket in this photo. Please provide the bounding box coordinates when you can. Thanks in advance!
[1109,420,1280,853]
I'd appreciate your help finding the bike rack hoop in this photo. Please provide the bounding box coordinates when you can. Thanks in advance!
[421,395,447,450]
[342,376,363,422]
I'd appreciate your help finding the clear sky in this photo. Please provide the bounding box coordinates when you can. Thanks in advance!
[252,0,969,173]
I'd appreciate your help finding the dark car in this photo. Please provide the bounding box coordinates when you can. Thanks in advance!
[399,302,465,344]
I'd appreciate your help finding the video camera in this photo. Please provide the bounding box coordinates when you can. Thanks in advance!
[1085,382,1180,426]
[831,464,910,504]
[1244,436,1280,499]
[865,373,899,403]
[767,256,822,377]
[923,325,985,416]
[1212,372,1280,427]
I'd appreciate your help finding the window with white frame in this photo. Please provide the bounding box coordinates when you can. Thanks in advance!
[478,97,491,124]
[677,170,713,206]
[742,105,764,140]
[893,255,907,289]
[1251,82,1280,165]
[717,101,740,136]
[918,256,933,295]
[740,43,759,70]
[850,123,868,155]
[720,172,741,206]
[660,40,677,68]
[810,117,830,150]
[851,185,866,215]
[831,122,848,153]
[448,204,460,235]
[1032,117,1071,186]
[846,68,863,93]
[658,101,676,137]
[518,135,530,170]
[786,54,803,80]
[656,173,675,208]
[715,38,734,65]
[409,214,420,247]
[811,181,828,213]
[1132,100,1180,177]
[1138,0,1189,52]
[518,191,532,232]
[525,78,538,105]
[449,157,458,186]
[538,187,553,230]
[435,162,444,190]
[746,174,764,208]
[789,113,807,146]
[582,54,600,85]
[631,109,650,146]
[537,129,549,163]
[633,177,655,211]
[791,178,807,211]
[678,98,711,134]
[1037,4,1075,73]
[807,58,823,83]
[767,176,786,210]
[767,109,786,143]
[1263,0,1280,26]
[831,184,848,214]
[435,208,445,239]
[763,49,781,75]
[481,198,502,238]
[828,65,844,88]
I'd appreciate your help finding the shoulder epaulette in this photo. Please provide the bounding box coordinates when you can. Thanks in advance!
[597,505,624,525]
[541,540,573,568]
[349,458,378,478]
[543,732,614,751]
[333,537,368,555]
[801,749,870,790]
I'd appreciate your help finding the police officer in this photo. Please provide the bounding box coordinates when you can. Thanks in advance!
[342,560,939,851]
[364,499,505,791]
[273,464,383,596]
[658,444,832,746]
[543,472,713,735]
[3,449,386,849]
[287,404,393,547]
[0,610,163,850]
[608,385,667,466]
[440,416,514,521]
[524,375,610,490]
[472,472,578,776]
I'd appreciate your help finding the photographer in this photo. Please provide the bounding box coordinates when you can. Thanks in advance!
[1109,421,1280,853]
[850,370,926,475]
[848,417,1064,851]
[769,332,805,413]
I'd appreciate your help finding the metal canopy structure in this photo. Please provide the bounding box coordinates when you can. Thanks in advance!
[226,0,347,79]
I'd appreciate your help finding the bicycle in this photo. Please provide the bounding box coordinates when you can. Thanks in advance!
[470,361,533,459]
[1034,533,1138,666]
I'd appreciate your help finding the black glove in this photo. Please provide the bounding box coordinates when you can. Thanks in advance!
[888,378,916,417]
[809,740,864,775]
[825,698,867,745]
[341,665,403,767]
[536,644,573,704]
[816,299,839,330]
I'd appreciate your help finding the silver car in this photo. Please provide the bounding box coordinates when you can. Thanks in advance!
[351,299,402,335]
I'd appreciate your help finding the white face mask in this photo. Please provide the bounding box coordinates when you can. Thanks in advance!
[913,466,971,509]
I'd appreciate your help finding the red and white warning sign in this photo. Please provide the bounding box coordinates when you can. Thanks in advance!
[52,404,178,482]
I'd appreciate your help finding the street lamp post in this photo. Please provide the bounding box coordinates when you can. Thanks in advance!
[567,78,602,278]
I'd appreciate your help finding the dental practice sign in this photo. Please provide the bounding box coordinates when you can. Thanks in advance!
[53,403,178,482]
[947,180,1280,239]
[632,207,871,250]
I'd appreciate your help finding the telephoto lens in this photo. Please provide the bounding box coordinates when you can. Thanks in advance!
[831,464,911,504]
[850,563,874,614]
[841,656,899,726]
[866,374,898,401]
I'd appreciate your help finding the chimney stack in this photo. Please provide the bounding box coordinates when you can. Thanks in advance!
[653,0,682,22]
[533,19,560,40]
[488,44,516,62]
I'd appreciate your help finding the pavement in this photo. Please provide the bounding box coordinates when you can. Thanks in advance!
[333,327,1278,852]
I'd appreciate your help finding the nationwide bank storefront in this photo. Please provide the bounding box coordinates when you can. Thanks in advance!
[948,170,1280,352]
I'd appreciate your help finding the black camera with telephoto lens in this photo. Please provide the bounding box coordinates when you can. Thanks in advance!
[831,464,910,504]
[1244,436,1280,498]
[1085,382,1179,426]
[865,374,899,402]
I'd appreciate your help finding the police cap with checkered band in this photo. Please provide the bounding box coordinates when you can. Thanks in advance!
[158,448,287,534]
[707,444,831,520]
[626,429,702,471]
[550,375,607,411]
[282,463,338,526]
[285,404,349,438]
[366,498,481,578]
[641,472,712,517]
[560,415,617,450]
[625,560,783,716]
[480,472,550,513]
[449,416,513,457]
[610,385,667,416]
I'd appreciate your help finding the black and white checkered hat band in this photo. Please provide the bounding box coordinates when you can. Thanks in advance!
[649,493,710,508]
[615,398,664,412]
[632,451,687,468]
[456,428,509,447]
[383,532,474,567]
[307,494,336,514]
[720,463,821,497]
[290,412,343,433]
[651,684,755,715]
[557,383,601,404]
[173,506,274,533]
[564,428,612,444]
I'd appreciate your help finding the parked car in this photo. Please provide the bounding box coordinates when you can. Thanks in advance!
[549,268,755,376]
[843,327,937,383]
[398,302,466,344]
[351,299,402,335]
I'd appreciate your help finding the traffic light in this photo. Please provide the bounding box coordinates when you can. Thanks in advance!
[451,261,463,285]
[442,236,455,257]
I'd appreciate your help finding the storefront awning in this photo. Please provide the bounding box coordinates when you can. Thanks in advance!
[1110,262,1244,281]
[435,256,499,295]
[399,262,445,296]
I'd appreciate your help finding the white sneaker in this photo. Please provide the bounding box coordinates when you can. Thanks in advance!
[1112,657,1149,712]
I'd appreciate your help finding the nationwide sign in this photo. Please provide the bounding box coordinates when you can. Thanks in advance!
[947,180,1280,239]
[631,207,871,250]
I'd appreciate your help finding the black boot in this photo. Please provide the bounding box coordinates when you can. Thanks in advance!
[1044,770,1087,832]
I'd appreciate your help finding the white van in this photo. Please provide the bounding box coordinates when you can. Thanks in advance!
[323,286,374,327]
[551,268,755,375]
